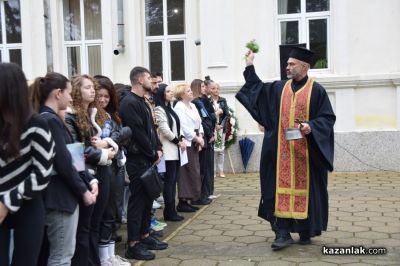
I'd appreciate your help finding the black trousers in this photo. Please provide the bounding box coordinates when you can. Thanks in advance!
[270,217,292,232]
[71,202,94,266]
[163,160,180,205]
[199,144,215,198]
[0,197,45,266]
[88,166,111,266]
[126,161,153,242]
[100,164,124,241]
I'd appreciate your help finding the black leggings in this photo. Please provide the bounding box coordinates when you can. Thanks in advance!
[163,160,180,205]
[0,197,45,266]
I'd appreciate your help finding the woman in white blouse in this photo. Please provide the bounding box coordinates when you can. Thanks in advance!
[173,84,204,212]
[154,84,187,221]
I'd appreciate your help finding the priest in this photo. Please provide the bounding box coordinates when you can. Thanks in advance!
[236,47,336,251]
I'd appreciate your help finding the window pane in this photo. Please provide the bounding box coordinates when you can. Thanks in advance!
[9,49,22,66]
[85,0,102,40]
[309,19,327,69]
[88,45,102,76]
[5,0,22,43]
[145,0,164,36]
[278,0,300,14]
[306,0,329,12]
[63,0,81,41]
[281,21,298,44]
[167,0,185,35]
[148,42,163,74]
[170,40,185,81]
[67,46,81,77]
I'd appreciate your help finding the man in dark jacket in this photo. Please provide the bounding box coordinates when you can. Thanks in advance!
[119,66,167,261]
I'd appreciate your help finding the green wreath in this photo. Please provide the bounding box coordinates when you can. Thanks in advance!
[225,108,238,149]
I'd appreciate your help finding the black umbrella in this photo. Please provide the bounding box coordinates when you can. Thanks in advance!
[239,137,255,172]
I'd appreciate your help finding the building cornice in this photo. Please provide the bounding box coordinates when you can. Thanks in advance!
[219,74,400,93]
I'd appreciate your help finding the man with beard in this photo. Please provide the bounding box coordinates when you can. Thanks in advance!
[119,66,167,260]
[236,47,335,251]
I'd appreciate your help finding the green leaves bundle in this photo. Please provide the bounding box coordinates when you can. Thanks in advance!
[246,39,259,53]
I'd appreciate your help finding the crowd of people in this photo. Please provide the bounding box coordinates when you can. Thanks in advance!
[0,63,230,265]
[1,45,335,265]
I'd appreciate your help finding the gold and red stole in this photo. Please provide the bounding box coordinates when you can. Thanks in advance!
[275,78,313,219]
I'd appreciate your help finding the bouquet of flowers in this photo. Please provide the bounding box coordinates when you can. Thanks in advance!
[214,128,224,152]
[246,39,260,53]
[225,108,238,149]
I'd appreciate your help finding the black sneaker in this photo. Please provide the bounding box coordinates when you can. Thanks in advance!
[164,213,184,222]
[125,243,155,260]
[177,202,197,212]
[298,231,311,245]
[271,230,294,251]
[191,198,212,205]
[140,235,168,250]
[150,229,164,238]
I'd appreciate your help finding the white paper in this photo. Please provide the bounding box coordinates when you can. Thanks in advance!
[157,156,166,173]
[180,149,188,166]
[66,143,85,172]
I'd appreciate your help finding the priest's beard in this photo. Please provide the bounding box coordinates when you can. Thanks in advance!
[287,71,300,80]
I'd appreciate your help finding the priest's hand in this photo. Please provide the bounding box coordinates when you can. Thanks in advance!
[245,50,255,66]
[298,122,312,135]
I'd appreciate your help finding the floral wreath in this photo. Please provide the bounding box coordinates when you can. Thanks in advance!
[224,108,238,149]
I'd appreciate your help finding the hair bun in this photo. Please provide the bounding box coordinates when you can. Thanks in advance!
[204,75,211,81]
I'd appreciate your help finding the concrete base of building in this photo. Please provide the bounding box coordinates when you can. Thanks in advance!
[222,131,400,173]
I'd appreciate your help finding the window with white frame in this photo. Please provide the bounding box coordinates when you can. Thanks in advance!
[62,0,103,77]
[0,0,22,66]
[145,0,186,82]
[277,0,329,69]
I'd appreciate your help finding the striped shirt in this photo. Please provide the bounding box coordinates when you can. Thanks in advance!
[0,114,55,213]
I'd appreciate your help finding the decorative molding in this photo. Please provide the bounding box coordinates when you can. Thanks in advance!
[207,63,229,69]
[219,77,400,94]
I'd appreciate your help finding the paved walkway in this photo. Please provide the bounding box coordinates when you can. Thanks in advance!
[119,172,400,265]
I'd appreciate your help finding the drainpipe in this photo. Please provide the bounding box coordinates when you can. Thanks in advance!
[43,0,53,71]
[113,0,125,55]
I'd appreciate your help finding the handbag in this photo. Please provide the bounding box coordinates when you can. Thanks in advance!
[140,164,163,199]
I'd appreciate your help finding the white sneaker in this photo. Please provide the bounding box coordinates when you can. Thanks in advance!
[152,200,161,209]
[109,255,131,266]
[208,194,220,199]
[101,259,112,266]
[156,195,164,204]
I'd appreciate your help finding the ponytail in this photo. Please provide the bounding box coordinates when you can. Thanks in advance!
[31,77,46,112]
[30,72,69,111]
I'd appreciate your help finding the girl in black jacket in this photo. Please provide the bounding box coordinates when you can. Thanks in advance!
[94,75,131,265]
[191,79,223,205]
[31,72,97,265]
[65,74,116,266]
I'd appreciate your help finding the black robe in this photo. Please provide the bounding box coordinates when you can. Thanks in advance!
[236,65,336,236]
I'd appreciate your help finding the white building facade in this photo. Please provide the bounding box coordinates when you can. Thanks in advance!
[1,0,399,172]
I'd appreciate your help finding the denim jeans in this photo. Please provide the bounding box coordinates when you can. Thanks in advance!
[46,205,79,266]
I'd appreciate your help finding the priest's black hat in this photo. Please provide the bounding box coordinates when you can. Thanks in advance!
[288,47,314,64]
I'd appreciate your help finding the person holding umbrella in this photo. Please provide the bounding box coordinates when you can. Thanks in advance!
[236,47,336,250]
